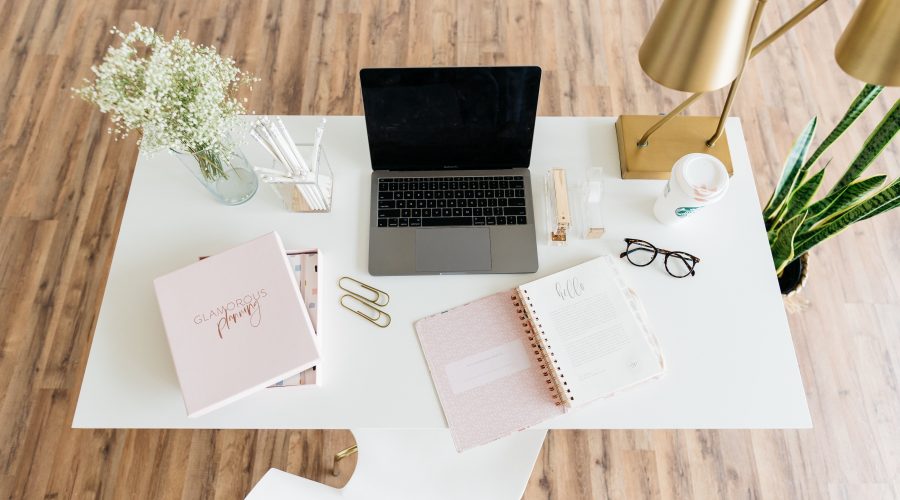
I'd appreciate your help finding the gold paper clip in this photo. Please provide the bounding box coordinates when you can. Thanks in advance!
[340,294,391,328]
[338,276,390,307]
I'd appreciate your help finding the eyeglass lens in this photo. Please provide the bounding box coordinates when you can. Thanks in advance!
[665,252,695,278]
[625,240,657,266]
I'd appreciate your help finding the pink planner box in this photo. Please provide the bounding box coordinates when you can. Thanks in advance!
[201,249,321,387]
[154,232,320,417]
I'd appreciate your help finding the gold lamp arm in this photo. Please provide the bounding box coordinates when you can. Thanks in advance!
[750,0,829,57]
[637,0,829,148]
[706,0,769,147]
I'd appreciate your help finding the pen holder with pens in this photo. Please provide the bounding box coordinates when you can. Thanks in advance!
[269,144,334,213]
[251,117,333,213]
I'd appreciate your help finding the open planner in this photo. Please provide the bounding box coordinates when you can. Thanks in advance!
[415,255,665,451]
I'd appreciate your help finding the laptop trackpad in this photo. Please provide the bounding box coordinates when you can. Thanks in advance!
[415,228,492,272]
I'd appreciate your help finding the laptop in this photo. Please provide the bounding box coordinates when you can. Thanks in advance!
[361,66,542,276]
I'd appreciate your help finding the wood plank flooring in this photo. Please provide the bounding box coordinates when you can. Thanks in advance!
[1,0,898,498]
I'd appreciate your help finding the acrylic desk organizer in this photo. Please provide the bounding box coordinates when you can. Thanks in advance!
[268,144,334,213]
[544,167,606,243]
[579,167,605,239]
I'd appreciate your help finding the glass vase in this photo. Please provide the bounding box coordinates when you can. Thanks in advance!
[171,143,259,205]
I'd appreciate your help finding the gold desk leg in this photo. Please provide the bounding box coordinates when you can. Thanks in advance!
[332,444,359,477]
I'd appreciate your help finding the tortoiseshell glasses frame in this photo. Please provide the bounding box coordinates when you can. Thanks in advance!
[619,238,700,278]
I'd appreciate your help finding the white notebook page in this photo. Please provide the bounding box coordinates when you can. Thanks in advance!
[517,255,663,407]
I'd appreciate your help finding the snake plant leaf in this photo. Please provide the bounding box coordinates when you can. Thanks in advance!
[763,118,817,224]
[771,212,807,275]
[784,168,826,217]
[804,84,883,170]
[831,99,900,193]
[801,175,887,232]
[859,197,900,222]
[860,178,900,221]
[794,179,900,257]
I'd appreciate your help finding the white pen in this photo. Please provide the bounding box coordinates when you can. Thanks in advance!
[275,117,311,175]
[255,122,295,174]
[250,129,293,177]
[261,175,305,184]
[269,119,306,176]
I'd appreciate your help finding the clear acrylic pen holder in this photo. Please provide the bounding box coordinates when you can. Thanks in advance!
[270,144,334,213]
[543,167,606,243]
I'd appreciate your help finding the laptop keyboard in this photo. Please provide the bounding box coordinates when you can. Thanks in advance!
[376,175,528,228]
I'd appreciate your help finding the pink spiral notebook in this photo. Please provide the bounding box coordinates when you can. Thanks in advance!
[415,256,665,452]
[154,232,321,417]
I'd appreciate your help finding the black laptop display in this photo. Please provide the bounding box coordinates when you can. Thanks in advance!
[360,67,541,170]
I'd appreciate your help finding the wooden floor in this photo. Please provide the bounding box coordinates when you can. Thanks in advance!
[1,0,898,498]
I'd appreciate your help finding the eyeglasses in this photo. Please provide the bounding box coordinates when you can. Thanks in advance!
[619,238,700,278]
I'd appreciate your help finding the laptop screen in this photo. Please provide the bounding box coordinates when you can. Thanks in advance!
[360,66,541,171]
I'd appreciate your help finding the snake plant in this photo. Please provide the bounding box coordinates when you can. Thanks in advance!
[763,84,900,277]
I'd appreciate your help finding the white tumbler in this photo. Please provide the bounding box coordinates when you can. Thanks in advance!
[653,153,729,225]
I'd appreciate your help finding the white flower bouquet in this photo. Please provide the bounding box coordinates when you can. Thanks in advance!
[74,23,256,182]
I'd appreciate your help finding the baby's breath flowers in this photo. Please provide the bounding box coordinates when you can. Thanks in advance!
[74,23,257,181]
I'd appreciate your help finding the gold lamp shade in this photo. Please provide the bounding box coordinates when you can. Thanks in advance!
[639,0,758,92]
[835,0,900,86]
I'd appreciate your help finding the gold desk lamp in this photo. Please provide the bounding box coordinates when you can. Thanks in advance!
[616,0,898,180]
[834,0,900,86]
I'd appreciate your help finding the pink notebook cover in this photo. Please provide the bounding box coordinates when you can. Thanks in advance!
[415,291,564,452]
[154,232,320,417]
[199,250,321,387]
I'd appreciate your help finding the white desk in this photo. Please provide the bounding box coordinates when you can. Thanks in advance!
[74,116,810,430]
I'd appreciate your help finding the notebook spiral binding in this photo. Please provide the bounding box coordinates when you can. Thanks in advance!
[512,291,569,406]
